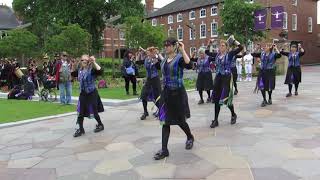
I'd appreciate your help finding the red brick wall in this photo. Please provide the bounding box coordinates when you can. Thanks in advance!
[101,27,126,58]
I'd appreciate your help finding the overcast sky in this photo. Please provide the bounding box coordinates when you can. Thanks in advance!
[2,0,320,24]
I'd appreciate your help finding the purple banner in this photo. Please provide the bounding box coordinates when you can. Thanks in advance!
[254,9,267,30]
[271,6,284,29]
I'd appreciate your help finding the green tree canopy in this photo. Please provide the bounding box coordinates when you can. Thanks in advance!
[124,16,166,49]
[0,29,38,58]
[45,24,92,58]
[108,0,145,23]
[220,0,265,46]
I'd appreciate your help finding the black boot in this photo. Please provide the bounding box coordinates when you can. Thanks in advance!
[185,135,194,150]
[210,120,219,128]
[206,98,211,103]
[261,100,267,107]
[154,149,169,160]
[231,114,237,125]
[94,124,104,133]
[153,111,159,118]
[140,112,149,120]
[74,129,85,137]
[198,99,204,105]
[234,89,238,95]
[286,93,292,97]
[267,99,272,105]
[133,91,138,95]
[295,91,298,96]
[126,91,129,95]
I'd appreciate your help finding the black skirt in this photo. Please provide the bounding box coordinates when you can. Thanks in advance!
[257,69,276,91]
[212,74,233,105]
[140,76,161,102]
[159,87,190,125]
[231,67,238,82]
[284,66,301,84]
[77,89,104,118]
[196,72,214,91]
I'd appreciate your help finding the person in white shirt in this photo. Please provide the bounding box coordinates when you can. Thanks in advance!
[243,52,254,81]
[236,55,243,81]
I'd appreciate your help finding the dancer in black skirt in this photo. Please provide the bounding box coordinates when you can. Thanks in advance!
[136,47,162,120]
[72,55,104,137]
[252,43,281,107]
[205,35,243,128]
[280,42,305,97]
[190,48,214,104]
[154,37,194,160]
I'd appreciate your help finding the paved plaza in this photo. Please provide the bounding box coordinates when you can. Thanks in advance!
[1,66,320,180]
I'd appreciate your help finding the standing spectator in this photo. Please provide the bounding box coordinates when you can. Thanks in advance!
[236,54,243,82]
[244,52,254,81]
[55,52,72,104]
[121,50,138,95]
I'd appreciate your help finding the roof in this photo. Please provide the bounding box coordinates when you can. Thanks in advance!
[147,0,221,18]
[0,5,20,30]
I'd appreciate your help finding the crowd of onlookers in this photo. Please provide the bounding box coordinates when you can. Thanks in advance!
[0,52,77,103]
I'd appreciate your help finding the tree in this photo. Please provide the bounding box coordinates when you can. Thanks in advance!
[124,16,166,49]
[0,29,39,60]
[108,0,145,23]
[220,0,265,47]
[45,24,92,58]
[13,0,110,53]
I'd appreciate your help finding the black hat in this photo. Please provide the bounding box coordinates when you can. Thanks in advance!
[164,37,178,46]
[290,41,300,48]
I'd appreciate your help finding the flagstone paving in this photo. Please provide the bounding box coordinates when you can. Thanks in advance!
[1,66,320,179]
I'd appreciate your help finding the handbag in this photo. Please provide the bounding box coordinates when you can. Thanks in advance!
[126,65,135,75]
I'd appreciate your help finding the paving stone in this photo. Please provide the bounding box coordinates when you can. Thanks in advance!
[32,139,64,148]
[251,168,300,180]
[34,155,76,168]
[282,160,320,178]
[0,144,32,154]
[41,148,74,158]
[56,160,97,177]
[94,159,133,175]
[15,168,56,180]
[206,168,253,180]
[135,163,176,179]
[174,159,217,179]
[11,148,48,160]
[7,157,43,168]
[76,150,109,161]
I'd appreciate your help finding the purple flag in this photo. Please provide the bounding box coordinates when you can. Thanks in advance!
[271,6,284,29]
[254,9,267,30]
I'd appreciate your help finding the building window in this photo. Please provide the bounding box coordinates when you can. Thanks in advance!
[189,27,196,40]
[200,8,206,18]
[152,18,157,26]
[283,12,288,29]
[190,47,196,55]
[168,27,174,37]
[292,14,297,31]
[292,0,297,6]
[119,31,125,40]
[189,10,195,20]
[308,17,313,33]
[211,21,218,37]
[177,13,183,22]
[168,15,173,24]
[200,23,206,39]
[177,26,183,41]
[211,6,218,16]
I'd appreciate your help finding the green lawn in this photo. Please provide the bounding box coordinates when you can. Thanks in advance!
[0,99,76,124]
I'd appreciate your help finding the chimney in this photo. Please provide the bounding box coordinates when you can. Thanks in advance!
[145,0,154,15]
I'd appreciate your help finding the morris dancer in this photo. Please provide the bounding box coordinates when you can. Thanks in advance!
[190,48,214,104]
[72,55,104,137]
[252,43,281,107]
[280,42,305,97]
[205,36,243,128]
[136,47,162,120]
[154,38,194,160]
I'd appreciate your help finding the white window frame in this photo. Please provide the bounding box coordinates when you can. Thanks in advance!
[168,15,173,24]
[211,21,218,37]
[189,26,196,40]
[151,18,157,26]
[283,12,288,29]
[308,17,313,33]
[211,6,218,16]
[168,26,173,37]
[292,0,297,6]
[189,10,195,20]
[177,25,183,41]
[200,22,206,39]
[177,13,183,22]
[292,14,297,31]
[200,8,206,18]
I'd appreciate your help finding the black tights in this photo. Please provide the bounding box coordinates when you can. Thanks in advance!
[142,100,160,114]
[162,122,193,151]
[214,102,236,121]
[261,90,272,101]
[199,90,211,100]
[288,84,299,93]
[233,80,238,92]
[77,113,103,131]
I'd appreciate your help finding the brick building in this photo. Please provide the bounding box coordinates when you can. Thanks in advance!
[101,25,126,58]
[146,0,320,64]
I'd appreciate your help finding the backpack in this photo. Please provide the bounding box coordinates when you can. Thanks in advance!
[98,79,107,89]
[59,63,70,82]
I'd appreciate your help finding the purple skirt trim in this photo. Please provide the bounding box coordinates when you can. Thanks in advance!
[77,101,94,119]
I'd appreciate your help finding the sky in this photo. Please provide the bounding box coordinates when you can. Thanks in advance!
[1,0,319,24]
